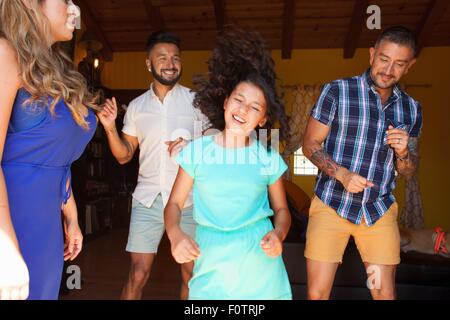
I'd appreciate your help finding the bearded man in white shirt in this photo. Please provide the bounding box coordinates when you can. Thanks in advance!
[98,31,208,300]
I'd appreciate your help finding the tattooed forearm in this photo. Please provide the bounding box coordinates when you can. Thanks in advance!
[396,138,419,179]
[310,148,340,178]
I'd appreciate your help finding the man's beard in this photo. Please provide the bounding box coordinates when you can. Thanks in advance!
[151,62,182,86]
[371,71,398,90]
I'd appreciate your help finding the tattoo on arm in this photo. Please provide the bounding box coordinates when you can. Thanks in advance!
[407,138,418,154]
[310,148,340,178]
[396,137,419,178]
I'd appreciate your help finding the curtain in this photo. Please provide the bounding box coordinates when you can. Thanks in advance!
[282,84,322,180]
[399,142,424,229]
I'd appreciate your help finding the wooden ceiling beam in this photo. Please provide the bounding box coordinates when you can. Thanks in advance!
[143,0,165,31]
[343,0,370,59]
[152,0,205,5]
[212,0,226,31]
[75,0,113,61]
[281,0,296,59]
[416,0,449,56]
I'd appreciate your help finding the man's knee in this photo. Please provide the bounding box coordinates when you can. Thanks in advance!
[128,257,153,286]
[306,259,338,300]
[129,266,151,285]
[307,287,332,300]
[365,263,396,300]
[370,287,396,300]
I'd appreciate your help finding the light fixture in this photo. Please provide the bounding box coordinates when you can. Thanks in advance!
[77,30,103,53]
[77,30,104,88]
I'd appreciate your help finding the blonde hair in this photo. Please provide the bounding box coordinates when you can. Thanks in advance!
[0,0,99,129]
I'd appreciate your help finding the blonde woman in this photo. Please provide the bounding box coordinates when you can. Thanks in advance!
[0,0,99,300]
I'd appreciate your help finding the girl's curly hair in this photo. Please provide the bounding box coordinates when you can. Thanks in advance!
[193,25,289,148]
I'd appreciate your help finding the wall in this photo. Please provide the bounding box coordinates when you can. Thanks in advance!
[83,46,450,230]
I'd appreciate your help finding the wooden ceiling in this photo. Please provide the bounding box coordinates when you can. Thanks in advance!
[74,0,450,61]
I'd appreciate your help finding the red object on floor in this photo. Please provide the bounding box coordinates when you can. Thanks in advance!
[434,227,448,255]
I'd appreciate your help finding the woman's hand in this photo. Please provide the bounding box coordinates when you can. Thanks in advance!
[64,219,83,261]
[0,231,29,300]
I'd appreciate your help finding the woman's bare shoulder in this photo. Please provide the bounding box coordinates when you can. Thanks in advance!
[0,38,19,67]
[0,38,20,84]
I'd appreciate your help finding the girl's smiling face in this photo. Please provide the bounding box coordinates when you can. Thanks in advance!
[223,81,268,137]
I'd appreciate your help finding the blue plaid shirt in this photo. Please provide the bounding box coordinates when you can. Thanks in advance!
[311,69,423,226]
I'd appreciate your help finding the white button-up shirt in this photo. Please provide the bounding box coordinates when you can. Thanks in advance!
[122,83,209,209]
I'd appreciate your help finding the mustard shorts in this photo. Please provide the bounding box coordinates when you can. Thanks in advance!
[304,196,400,265]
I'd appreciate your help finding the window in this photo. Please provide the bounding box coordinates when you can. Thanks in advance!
[293,147,318,176]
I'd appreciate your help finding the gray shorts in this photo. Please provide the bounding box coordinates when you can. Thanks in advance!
[126,194,196,254]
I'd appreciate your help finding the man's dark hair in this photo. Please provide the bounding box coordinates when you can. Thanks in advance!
[145,31,181,54]
[375,26,417,57]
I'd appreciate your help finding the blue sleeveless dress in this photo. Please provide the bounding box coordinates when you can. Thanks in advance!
[1,89,97,300]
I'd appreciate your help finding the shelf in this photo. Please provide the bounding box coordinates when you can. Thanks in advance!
[85,197,113,204]
[83,228,111,242]
[70,89,139,242]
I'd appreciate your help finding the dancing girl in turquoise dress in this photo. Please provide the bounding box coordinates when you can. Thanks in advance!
[164,27,293,300]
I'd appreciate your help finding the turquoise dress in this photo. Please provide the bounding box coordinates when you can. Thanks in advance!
[2,89,96,299]
[176,135,292,300]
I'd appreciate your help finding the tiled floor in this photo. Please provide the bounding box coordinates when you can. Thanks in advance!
[60,228,182,300]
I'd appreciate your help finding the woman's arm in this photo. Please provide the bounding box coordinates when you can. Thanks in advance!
[0,229,29,300]
[0,38,29,300]
[0,38,21,249]
[61,190,83,261]
[164,167,200,264]
[62,188,78,222]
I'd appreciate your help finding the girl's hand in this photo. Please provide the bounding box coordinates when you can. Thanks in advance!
[165,137,189,157]
[169,229,201,264]
[261,230,283,257]
[64,219,83,261]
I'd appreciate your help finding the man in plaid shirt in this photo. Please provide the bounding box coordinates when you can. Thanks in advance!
[303,26,422,300]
